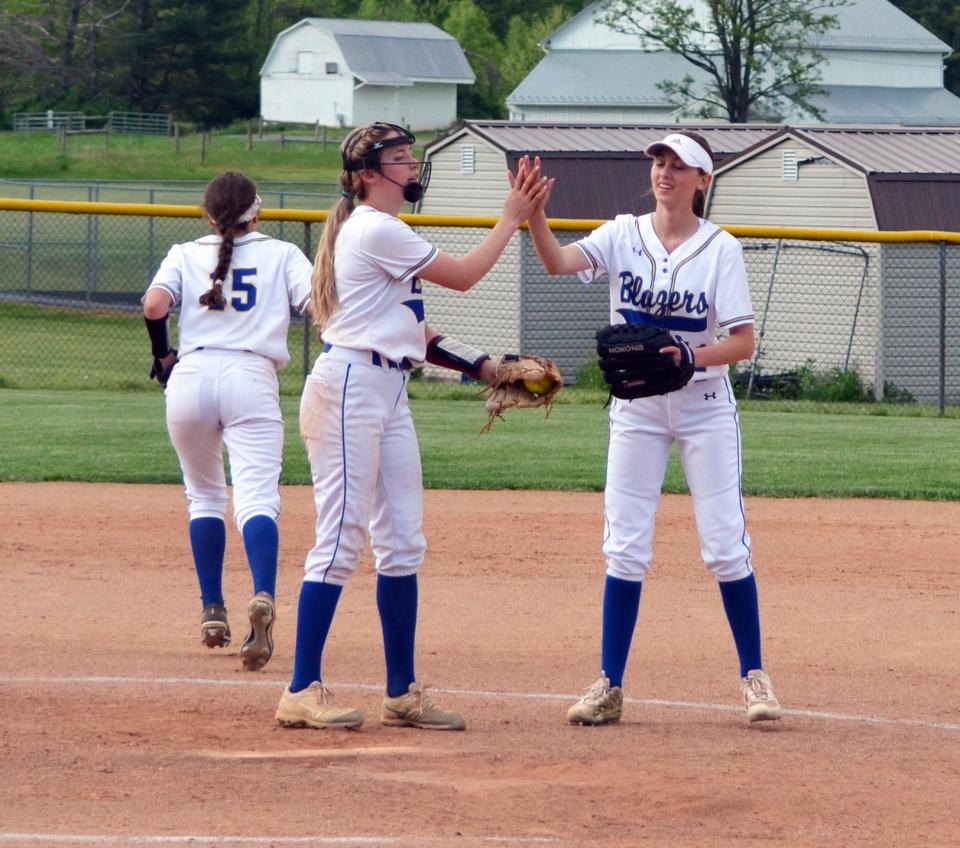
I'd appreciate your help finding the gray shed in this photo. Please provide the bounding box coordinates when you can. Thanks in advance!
[708,126,960,403]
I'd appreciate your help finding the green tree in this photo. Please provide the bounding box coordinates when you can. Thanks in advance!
[123,0,257,126]
[500,6,569,97]
[0,0,131,112]
[596,0,849,122]
[443,0,504,117]
[357,0,420,21]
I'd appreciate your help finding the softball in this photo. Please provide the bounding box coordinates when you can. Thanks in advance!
[523,376,554,395]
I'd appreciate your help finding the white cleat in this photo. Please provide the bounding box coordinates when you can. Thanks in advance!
[742,669,783,722]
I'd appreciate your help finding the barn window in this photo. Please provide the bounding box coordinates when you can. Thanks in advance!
[460,144,475,175]
[326,62,338,75]
[296,52,313,74]
[781,150,799,181]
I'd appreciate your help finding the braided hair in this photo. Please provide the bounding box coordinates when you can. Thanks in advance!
[310,123,400,334]
[200,171,260,308]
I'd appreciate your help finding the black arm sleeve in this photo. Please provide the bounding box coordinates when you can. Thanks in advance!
[425,335,490,380]
[144,315,173,358]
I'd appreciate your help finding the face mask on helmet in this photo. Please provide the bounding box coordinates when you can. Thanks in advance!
[342,124,431,203]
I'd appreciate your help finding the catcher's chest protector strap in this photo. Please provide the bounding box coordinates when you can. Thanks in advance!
[426,335,490,379]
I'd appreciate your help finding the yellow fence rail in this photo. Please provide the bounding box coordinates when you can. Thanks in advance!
[2,197,960,244]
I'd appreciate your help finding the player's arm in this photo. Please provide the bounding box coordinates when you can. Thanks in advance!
[143,287,179,380]
[524,158,590,276]
[424,325,498,382]
[661,324,755,368]
[418,156,551,292]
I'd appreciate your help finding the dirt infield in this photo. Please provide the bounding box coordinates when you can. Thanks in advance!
[1,482,959,847]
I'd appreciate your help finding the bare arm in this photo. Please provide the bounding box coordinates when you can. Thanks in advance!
[143,287,174,319]
[527,208,591,276]
[524,159,591,275]
[418,156,551,291]
[662,323,755,368]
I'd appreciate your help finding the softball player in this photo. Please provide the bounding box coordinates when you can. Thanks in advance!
[275,122,549,731]
[143,170,312,672]
[526,132,783,725]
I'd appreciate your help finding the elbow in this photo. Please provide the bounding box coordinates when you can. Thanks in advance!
[143,289,172,319]
[143,301,167,320]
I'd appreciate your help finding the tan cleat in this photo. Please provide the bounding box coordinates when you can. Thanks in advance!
[742,669,783,722]
[276,682,364,729]
[240,592,275,671]
[381,682,466,731]
[200,602,231,648]
[567,674,623,725]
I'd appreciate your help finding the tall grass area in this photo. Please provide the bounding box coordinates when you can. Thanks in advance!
[0,128,437,183]
[1,388,958,499]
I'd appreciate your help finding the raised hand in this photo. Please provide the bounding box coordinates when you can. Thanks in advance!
[503,155,553,226]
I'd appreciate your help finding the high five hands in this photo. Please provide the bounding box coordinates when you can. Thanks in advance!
[504,154,554,226]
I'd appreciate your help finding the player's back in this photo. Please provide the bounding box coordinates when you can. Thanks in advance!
[161,233,312,368]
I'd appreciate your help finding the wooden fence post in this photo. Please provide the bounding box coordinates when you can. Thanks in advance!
[246,120,253,151]
[58,125,66,154]
[174,123,180,153]
[200,132,206,163]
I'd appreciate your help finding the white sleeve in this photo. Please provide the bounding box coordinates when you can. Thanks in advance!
[147,243,184,306]
[284,244,314,315]
[714,236,754,330]
[365,215,438,283]
[573,219,617,283]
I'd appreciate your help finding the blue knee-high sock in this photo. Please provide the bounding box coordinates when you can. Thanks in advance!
[376,574,418,698]
[189,517,226,607]
[242,515,279,598]
[718,573,763,677]
[601,575,642,689]
[289,580,343,693]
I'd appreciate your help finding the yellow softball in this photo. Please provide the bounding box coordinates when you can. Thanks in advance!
[523,376,554,395]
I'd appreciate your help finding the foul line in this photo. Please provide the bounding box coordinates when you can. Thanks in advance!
[0,835,561,846]
[2,674,959,734]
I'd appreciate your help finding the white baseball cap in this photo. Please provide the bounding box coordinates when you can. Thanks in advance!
[644,133,714,175]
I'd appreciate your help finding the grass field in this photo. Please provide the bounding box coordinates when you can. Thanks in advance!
[2,388,958,498]
[0,128,349,183]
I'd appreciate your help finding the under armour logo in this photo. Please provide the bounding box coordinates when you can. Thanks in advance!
[704,392,717,400]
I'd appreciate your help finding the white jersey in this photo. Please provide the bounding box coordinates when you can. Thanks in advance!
[575,213,754,379]
[147,231,313,368]
[321,204,437,365]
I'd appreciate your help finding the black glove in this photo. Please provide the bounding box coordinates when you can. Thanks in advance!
[595,323,695,400]
[150,350,178,388]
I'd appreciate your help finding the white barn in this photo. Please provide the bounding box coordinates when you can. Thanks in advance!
[507,0,960,126]
[259,19,475,131]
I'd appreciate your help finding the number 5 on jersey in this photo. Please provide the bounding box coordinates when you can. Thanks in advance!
[229,268,257,312]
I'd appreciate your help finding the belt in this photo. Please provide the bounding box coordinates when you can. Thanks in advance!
[322,343,413,371]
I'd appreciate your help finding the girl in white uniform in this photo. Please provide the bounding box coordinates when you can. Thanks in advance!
[143,170,313,672]
[275,123,549,731]
[527,132,783,725]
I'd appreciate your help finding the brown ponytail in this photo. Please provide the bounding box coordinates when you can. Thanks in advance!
[309,123,399,335]
[199,171,259,308]
[677,131,714,218]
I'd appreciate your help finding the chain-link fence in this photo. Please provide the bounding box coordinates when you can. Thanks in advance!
[1,199,958,408]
